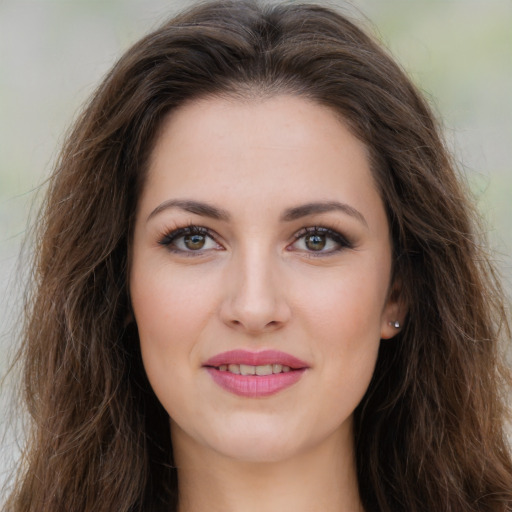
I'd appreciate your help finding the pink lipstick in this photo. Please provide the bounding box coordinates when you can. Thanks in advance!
[203,350,308,398]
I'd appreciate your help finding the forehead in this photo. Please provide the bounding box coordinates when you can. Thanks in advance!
[141,94,385,231]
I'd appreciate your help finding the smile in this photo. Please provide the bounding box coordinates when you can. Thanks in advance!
[203,350,309,398]
[216,363,292,375]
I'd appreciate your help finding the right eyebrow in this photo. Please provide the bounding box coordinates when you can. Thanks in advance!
[146,199,231,223]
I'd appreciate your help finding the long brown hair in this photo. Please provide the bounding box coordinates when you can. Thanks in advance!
[5,1,512,511]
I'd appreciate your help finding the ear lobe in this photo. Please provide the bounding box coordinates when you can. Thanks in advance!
[380,279,407,340]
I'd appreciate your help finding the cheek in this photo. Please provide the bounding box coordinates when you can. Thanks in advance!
[296,262,387,406]
[131,260,216,338]
[129,263,218,397]
[302,264,387,340]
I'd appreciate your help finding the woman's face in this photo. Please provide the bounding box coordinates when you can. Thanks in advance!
[130,95,401,463]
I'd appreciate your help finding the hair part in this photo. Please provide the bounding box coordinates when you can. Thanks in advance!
[6,1,512,511]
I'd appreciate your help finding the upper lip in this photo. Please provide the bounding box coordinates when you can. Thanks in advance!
[203,350,309,369]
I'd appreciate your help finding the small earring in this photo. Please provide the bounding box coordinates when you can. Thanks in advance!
[389,321,400,329]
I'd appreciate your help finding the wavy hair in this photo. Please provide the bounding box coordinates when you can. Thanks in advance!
[5,1,512,511]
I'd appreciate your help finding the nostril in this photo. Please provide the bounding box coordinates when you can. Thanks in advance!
[227,317,284,333]
[219,283,292,333]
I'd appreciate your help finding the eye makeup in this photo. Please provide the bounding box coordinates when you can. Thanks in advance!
[157,222,354,258]
[158,225,223,255]
[288,226,354,255]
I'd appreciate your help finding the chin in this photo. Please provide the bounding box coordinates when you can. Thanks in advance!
[214,435,302,464]
[200,414,329,464]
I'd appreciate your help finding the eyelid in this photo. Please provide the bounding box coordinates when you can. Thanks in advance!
[289,226,354,254]
[157,223,353,256]
[158,225,224,254]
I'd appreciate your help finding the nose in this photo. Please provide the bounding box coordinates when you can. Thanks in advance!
[219,247,291,334]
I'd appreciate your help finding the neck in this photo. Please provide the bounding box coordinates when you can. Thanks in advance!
[173,424,363,512]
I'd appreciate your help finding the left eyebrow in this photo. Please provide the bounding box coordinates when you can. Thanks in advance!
[280,201,368,228]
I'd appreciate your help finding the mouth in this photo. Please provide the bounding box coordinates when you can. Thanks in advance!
[211,363,294,375]
[203,349,309,370]
[203,350,309,398]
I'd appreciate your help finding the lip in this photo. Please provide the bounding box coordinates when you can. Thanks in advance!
[203,349,309,369]
[203,350,309,398]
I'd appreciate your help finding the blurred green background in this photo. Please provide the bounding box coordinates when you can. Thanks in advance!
[1,0,511,489]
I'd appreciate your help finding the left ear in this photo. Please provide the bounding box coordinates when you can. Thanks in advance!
[380,279,408,340]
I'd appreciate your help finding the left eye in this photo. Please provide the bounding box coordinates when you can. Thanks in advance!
[290,227,350,253]
[159,226,221,253]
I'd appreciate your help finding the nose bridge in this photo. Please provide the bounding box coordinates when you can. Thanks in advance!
[221,238,290,333]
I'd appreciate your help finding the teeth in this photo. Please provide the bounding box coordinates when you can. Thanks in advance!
[217,364,294,375]
[228,364,240,374]
[240,364,256,376]
[255,364,273,376]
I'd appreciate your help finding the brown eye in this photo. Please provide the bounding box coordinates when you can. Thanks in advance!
[305,234,326,251]
[184,234,206,250]
[288,226,352,255]
[159,226,222,254]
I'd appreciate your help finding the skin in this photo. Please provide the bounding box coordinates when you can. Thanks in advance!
[130,95,404,512]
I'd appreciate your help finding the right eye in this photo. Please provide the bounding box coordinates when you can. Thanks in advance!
[159,226,222,254]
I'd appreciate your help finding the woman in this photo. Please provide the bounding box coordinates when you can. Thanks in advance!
[5,1,512,511]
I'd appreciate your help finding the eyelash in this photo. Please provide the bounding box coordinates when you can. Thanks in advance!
[290,226,353,255]
[158,225,353,256]
[158,225,220,255]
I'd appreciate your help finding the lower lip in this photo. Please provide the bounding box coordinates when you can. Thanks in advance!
[205,368,306,397]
